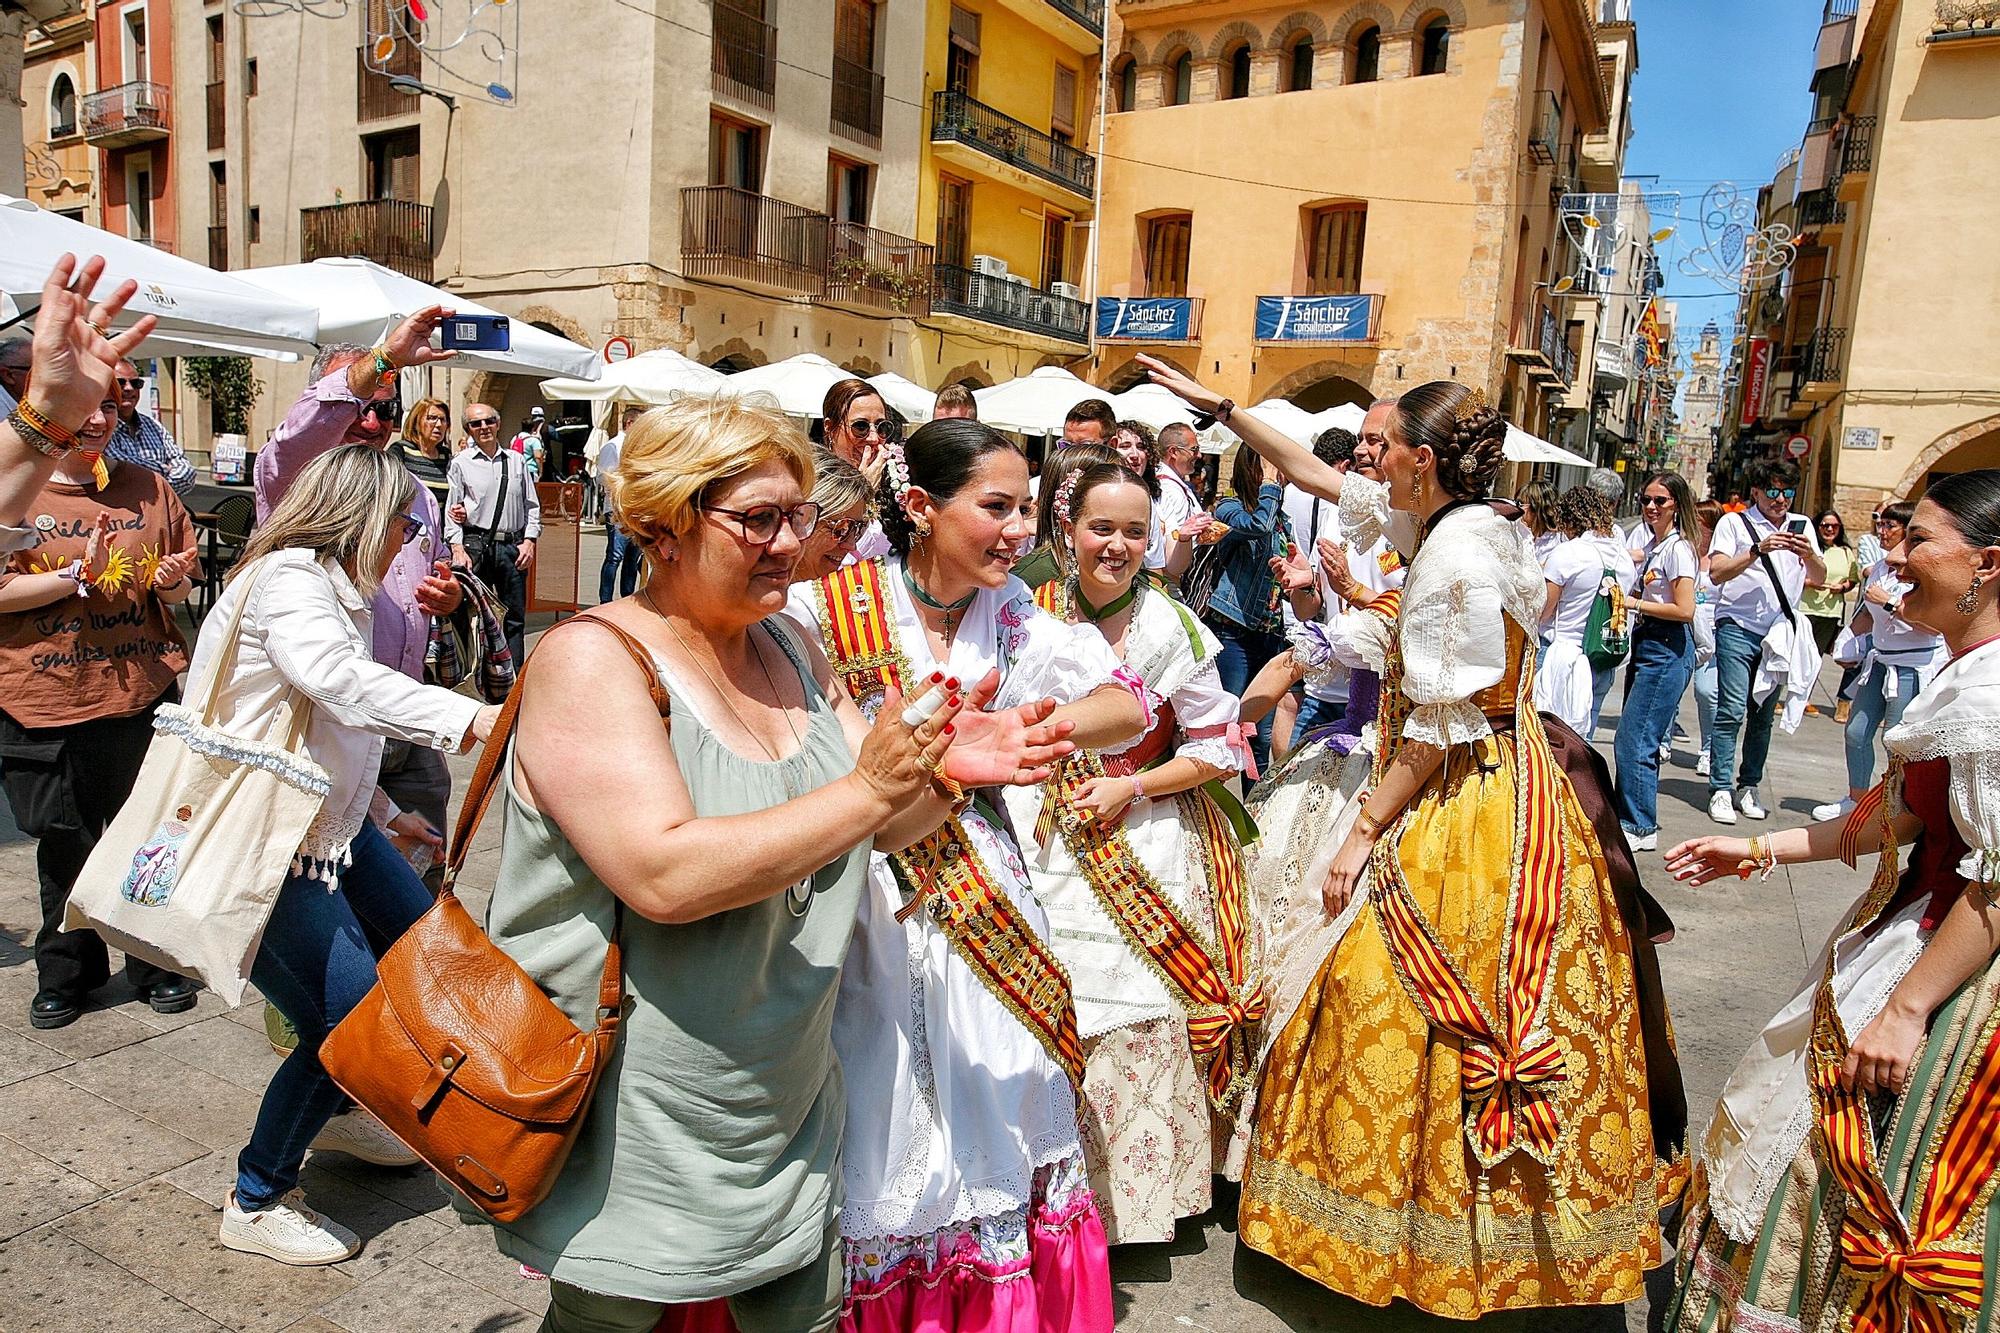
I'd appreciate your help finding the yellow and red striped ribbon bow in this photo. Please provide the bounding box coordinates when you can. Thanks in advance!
[1839,1226,1984,1333]
[1459,1034,1567,1159]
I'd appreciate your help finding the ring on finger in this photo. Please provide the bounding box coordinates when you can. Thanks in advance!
[88,320,110,339]
[917,751,943,776]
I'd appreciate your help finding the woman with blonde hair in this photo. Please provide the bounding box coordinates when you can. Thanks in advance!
[790,447,873,584]
[391,396,452,500]
[476,396,1076,1333]
[192,445,501,1266]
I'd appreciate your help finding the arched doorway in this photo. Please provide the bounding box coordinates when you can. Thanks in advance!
[1289,373,1372,412]
[1893,413,2000,499]
[711,353,758,373]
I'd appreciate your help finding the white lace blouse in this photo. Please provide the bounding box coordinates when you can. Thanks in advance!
[1885,636,2000,886]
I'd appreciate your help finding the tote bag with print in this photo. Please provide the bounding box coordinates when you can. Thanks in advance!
[66,562,330,1004]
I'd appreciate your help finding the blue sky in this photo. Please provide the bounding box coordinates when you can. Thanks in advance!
[1625,0,1828,350]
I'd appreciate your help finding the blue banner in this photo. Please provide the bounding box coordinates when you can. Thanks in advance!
[1095,297,1195,342]
[1254,294,1379,343]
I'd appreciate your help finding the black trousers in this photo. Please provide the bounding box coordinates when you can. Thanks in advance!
[471,537,529,668]
[0,691,183,997]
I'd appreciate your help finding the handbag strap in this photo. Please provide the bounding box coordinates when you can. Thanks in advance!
[1737,511,1799,623]
[442,612,668,1032]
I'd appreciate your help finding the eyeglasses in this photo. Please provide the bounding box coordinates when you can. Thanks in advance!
[821,515,871,545]
[359,399,402,422]
[466,417,501,429]
[115,377,145,389]
[1760,487,1796,500]
[703,501,821,546]
[1818,520,1842,529]
[395,512,423,543]
[843,418,895,439]
[1640,495,1674,508]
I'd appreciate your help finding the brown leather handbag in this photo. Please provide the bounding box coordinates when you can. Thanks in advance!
[320,614,666,1223]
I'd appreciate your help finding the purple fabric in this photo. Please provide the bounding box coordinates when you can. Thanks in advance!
[252,371,440,681]
[1301,668,1381,757]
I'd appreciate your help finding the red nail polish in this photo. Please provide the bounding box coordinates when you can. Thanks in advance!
[929,671,944,683]
[942,723,955,737]
[947,694,961,708]
[945,676,960,690]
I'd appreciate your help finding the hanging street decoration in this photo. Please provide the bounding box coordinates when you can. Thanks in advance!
[364,0,521,107]
[232,0,351,16]
[1677,182,1797,287]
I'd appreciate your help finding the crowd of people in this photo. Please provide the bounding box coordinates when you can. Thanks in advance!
[2,254,1998,1333]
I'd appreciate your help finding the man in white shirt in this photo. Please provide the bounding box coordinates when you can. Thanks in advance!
[1153,422,1204,552]
[448,405,542,666]
[1283,426,1359,735]
[597,404,644,603]
[1703,458,1826,823]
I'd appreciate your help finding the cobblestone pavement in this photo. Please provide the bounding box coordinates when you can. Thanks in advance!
[0,598,1868,1331]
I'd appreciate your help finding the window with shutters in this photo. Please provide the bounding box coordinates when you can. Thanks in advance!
[365,129,421,202]
[1304,203,1366,295]
[1143,214,1192,297]
[828,156,871,224]
[1041,212,1072,287]
[708,115,764,191]
[947,6,979,95]
[937,175,972,267]
[1051,65,1077,142]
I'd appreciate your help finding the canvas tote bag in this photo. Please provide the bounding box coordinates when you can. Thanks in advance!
[65,559,331,1004]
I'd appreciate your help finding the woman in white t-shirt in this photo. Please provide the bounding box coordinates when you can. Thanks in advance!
[1534,485,1637,737]
[1612,473,1701,850]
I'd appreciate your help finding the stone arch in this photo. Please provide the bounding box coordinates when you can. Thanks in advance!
[845,354,884,377]
[1153,28,1202,65]
[1035,353,1085,373]
[1265,11,1329,49]
[1098,353,1196,393]
[1206,19,1266,60]
[1397,0,1468,35]
[1337,1,1398,40]
[514,303,591,348]
[462,371,502,412]
[1265,361,1376,409]
[702,337,768,372]
[1892,411,2000,500]
[938,359,994,390]
[1117,34,1150,67]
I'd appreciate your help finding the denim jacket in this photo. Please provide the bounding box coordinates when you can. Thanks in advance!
[1204,482,1292,633]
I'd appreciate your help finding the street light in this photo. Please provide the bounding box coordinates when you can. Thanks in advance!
[388,74,457,111]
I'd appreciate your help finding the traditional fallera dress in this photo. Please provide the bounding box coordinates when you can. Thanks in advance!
[788,559,1136,1333]
[1005,576,1257,1244]
[1240,479,1674,1317]
[1667,636,2000,1333]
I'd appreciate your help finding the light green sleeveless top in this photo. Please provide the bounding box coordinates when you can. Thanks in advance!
[474,620,869,1302]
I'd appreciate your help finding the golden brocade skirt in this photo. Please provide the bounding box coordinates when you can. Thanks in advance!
[1240,732,1666,1317]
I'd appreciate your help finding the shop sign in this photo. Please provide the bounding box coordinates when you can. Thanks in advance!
[1739,338,1771,427]
[1843,425,1881,450]
[1254,294,1381,343]
[1095,297,1195,342]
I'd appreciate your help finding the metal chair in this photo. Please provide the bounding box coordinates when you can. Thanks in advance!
[194,493,256,622]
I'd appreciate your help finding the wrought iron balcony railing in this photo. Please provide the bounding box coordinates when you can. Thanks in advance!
[825,222,932,315]
[680,186,829,294]
[931,264,1088,345]
[81,81,171,146]
[1840,115,1876,176]
[930,89,1095,198]
[1796,187,1847,230]
[1527,90,1560,165]
[299,198,434,281]
[1804,326,1847,384]
[831,55,884,142]
[712,1,776,109]
[1044,0,1105,34]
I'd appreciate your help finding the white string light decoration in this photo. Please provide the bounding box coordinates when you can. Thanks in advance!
[1677,183,1797,287]
[364,0,521,107]
[232,0,353,17]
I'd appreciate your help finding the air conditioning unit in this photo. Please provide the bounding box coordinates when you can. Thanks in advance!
[1050,282,1082,301]
[971,254,1009,277]
[1003,273,1030,286]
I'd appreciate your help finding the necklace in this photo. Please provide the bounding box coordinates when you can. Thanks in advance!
[901,562,976,639]
[640,587,822,917]
[1071,574,1139,623]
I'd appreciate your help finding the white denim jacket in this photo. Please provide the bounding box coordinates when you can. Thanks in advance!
[181,549,481,881]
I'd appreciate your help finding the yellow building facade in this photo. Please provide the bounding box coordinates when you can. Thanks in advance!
[910,0,1104,388]
[1089,0,1615,438]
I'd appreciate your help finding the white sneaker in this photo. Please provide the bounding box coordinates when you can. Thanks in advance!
[220,1189,360,1266]
[1696,750,1712,778]
[310,1109,419,1167]
[1628,830,1658,852]
[1738,788,1769,821]
[1709,791,1738,825]
[1813,797,1857,824]
[1658,739,1673,761]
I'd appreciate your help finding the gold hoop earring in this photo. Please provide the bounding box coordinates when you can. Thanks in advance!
[1957,574,1986,616]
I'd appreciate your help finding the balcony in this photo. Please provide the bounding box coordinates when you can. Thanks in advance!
[991,0,1104,52]
[712,1,776,110]
[930,89,1095,204]
[1528,309,1571,384]
[1252,293,1383,344]
[1795,186,1847,237]
[1798,116,1840,193]
[1840,115,1875,179]
[1506,305,1556,372]
[1929,1,2000,43]
[207,225,228,271]
[1042,0,1105,37]
[1549,143,1579,202]
[823,222,932,316]
[299,198,434,281]
[1799,326,1847,400]
[680,186,828,297]
[1816,6,1856,72]
[1526,90,1559,165]
[930,264,1088,348]
[81,81,171,148]
[831,55,884,145]
[205,80,224,150]
[358,45,421,122]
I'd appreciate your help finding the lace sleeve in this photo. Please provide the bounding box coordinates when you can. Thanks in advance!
[1338,473,1391,556]
[996,591,1158,733]
[1168,657,1246,773]
[1949,748,2000,886]
[1398,575,1508,747]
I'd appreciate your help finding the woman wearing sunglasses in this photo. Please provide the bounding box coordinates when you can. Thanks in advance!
[1611,472,1700,851]
[820,379,896,561]
[788,448,873,585]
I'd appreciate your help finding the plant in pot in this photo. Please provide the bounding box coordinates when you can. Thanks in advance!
[183,356,265,480]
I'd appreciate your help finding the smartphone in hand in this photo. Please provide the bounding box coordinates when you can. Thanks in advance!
[437,314,511,352]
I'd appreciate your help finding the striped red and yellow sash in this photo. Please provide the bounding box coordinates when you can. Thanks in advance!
[1369,648,1570,1172]
[1039,748,1261,1110]
[811,559,1086,1088]
[1809,761,1997,1333]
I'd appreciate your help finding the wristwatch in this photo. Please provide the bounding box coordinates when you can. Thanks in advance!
[1192,398,1235,429]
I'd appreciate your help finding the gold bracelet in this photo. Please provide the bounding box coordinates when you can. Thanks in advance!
[1354,808,1384,840]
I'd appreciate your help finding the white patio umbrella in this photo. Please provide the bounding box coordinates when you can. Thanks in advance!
[0,195,319,360]
[1107,382,1205,433]
[718,352,858,418]
[231,257,600,380]
[538,348,725,407]
[972,366,1103,436]
[1240,398,1321,445]
[867,372,934,426]
[1312,402,1369,435]
[1504,424,1596,468]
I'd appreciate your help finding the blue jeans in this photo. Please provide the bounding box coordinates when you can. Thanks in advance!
[1204,613,1287,773]
[1693,657,1718,754]
[1844,660,1922,792]
[235,819,431,1211]
[1613,622,1695,835]
[1293,692,1344,736]
[599,524,642,604]
[1710,619,1777,794]
[1590,663,1618,735]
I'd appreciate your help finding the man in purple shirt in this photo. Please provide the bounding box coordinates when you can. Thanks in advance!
[254,307,462,867]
